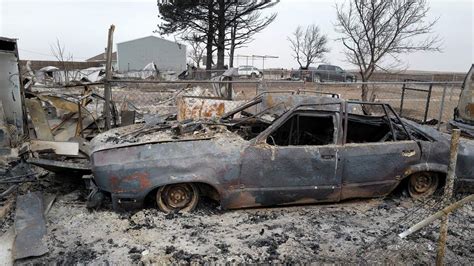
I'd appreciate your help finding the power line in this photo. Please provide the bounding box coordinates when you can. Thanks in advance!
[18,48,89,60]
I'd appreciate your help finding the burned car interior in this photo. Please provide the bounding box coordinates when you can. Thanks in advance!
[220,95,418,145]
[267,113,336,146]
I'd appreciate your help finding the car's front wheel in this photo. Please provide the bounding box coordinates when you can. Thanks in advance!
[408,172,439,199]
[156,183,199,213]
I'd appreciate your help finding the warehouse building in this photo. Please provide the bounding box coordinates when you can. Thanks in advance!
[116,36,186,72]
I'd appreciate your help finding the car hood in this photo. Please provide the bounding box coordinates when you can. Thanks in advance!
[90,122,244,153]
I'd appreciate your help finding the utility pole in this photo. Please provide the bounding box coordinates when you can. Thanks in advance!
[104,24,115,130]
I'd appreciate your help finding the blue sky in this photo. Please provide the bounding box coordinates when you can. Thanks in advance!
[1,0,472,72]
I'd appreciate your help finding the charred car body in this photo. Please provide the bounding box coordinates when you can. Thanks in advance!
[89,94,474,212]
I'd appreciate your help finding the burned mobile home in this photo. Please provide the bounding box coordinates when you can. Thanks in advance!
[89,93,474,212]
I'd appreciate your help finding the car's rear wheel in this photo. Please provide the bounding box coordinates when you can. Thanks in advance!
[156,183,199,213]
[346,77,353,83]
[314,75,321,83]
[250,72,257,79]
[408,172,439,199]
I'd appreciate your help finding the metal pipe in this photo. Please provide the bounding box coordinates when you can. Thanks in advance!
[423,83,433,122]
[400,84,406,117]
[382,105,397,141]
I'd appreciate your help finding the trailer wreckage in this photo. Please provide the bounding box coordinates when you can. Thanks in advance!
[89,93,474,212]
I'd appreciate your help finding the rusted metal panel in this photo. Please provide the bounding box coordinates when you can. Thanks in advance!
[177,96,245,121]
[13,192,48,260]
[27,158,90,175]
[25,99,54,141]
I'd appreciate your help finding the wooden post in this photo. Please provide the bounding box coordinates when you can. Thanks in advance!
[436,129,461,265]
[104,25,115,130]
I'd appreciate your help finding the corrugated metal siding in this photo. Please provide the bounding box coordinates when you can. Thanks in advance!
[117,36,186,72]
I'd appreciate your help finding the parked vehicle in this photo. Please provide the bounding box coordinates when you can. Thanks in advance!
[238,65,262,78]
[89,94,474,213]
[291,64,356,82]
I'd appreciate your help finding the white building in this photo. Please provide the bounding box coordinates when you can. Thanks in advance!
[117,36,186,72]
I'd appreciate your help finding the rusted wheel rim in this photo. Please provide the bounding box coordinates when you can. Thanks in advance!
[163,184,192,208]
[408,173,438,198]
[411,174,432,193]
[156,183,199,213]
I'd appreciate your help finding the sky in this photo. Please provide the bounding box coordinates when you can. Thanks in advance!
[1,0,473,72]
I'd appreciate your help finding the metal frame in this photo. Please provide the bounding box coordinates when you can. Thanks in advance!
[399,79,433,123]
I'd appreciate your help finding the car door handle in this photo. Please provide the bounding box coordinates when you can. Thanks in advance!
[402,149,416,157]
[321,154,335,160]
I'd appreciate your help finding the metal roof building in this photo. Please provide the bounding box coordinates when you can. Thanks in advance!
[116,36,186,72]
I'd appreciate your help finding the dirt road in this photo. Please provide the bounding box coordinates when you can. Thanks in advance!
[2,175,471,265]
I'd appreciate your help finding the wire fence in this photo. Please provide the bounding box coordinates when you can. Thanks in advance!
[31,78,463,132]
[95,80,462,131]
[355,193,473,264]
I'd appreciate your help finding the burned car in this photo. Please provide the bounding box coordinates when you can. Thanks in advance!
[89,94,474,212]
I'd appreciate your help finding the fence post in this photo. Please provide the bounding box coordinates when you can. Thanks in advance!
[435,129,461,266]
[437,84,447,130]
[104,24,115,130]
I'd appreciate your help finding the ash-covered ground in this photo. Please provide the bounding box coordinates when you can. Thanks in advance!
[2,174,473,265]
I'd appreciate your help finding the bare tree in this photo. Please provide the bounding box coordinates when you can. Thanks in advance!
[335,0,441,101]
[50,38,74,84]
[288,24,329,69]
[226,5,277,67]
[182,32,206,68]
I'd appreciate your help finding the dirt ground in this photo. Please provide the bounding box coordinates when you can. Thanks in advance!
[1,174,472,265]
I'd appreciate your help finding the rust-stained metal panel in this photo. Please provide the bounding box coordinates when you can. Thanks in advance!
[13,192,48,260]
[177,96,245,121]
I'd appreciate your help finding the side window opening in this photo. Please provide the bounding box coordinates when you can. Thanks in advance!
[344,111,413,144]
[345,115,392,143]
[267,114,335,146]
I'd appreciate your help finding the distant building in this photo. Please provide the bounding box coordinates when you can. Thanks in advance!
[86,51,117,70]
[116,36,186,72]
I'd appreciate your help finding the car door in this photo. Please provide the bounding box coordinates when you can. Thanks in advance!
[339,110,422,200]
[334,66,345,82]
[327,66,338,81]
[236,111,343,209]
